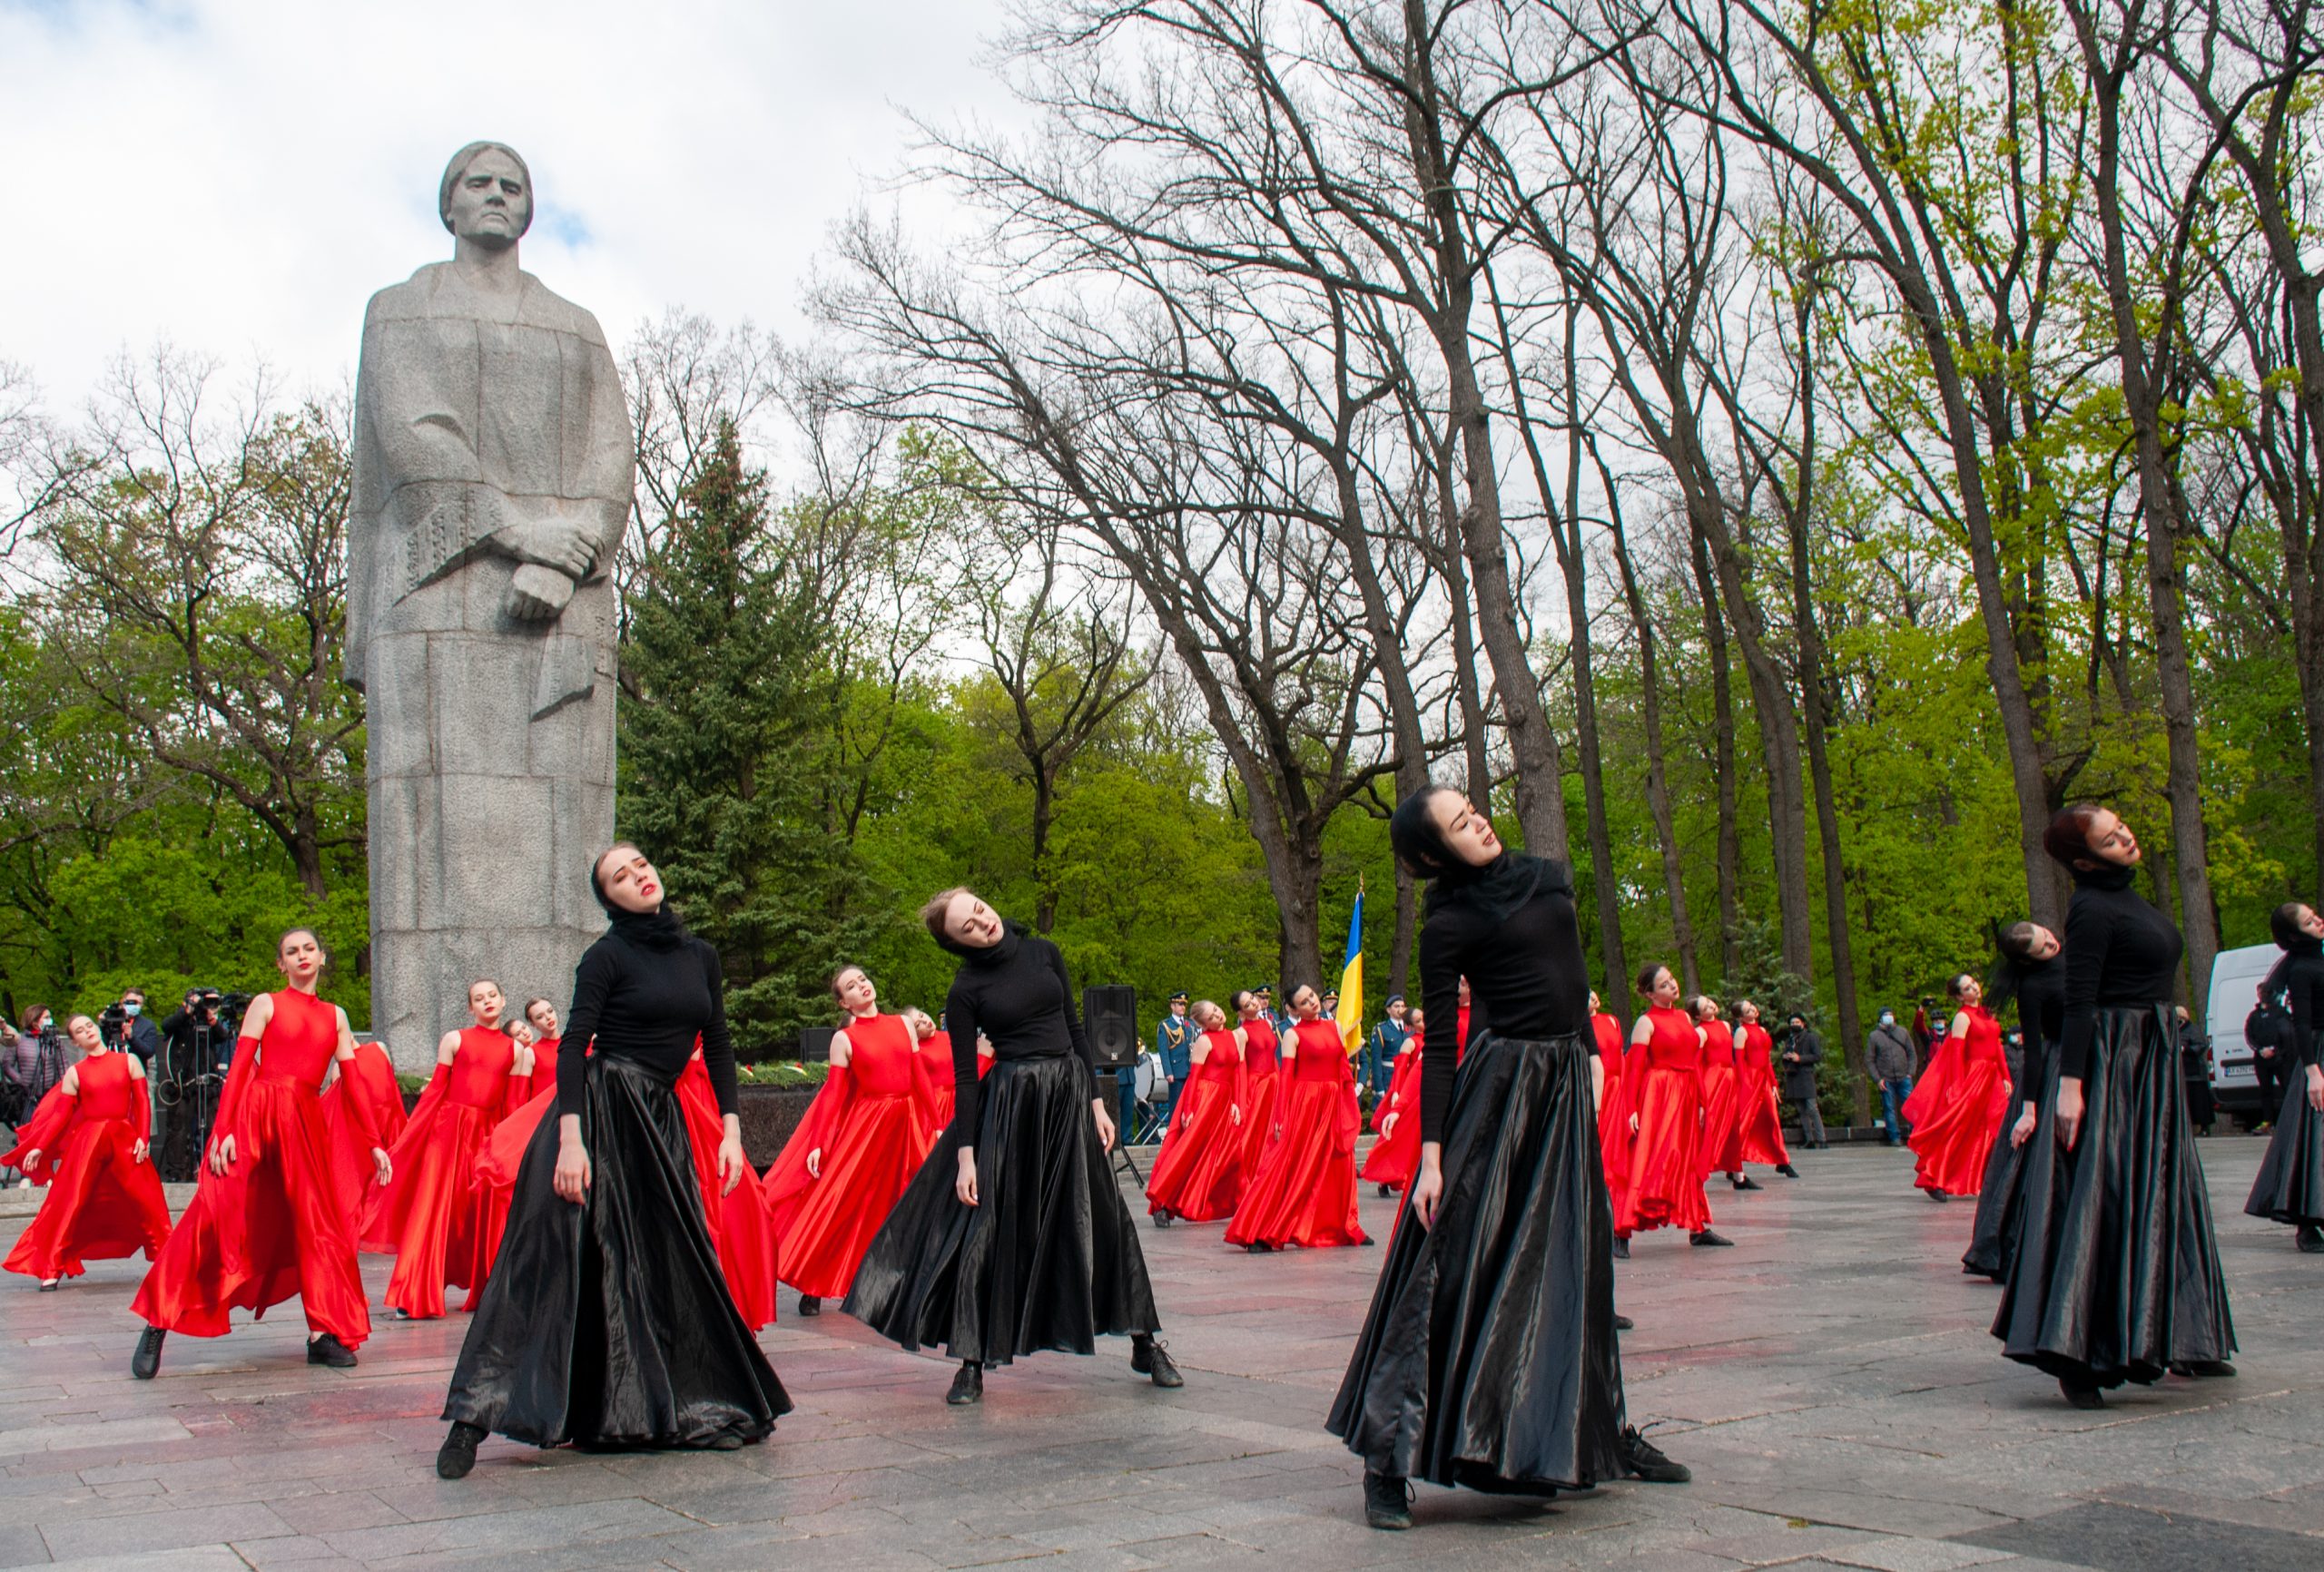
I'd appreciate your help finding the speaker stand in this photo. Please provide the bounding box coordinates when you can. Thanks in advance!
[1108,1066,1145,1186]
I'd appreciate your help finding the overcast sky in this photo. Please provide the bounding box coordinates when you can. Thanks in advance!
[1,0,1016,414]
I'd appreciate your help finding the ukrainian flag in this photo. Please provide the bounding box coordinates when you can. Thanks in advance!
[1335,885,1364,1055]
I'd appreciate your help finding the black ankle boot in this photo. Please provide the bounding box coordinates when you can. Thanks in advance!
[2297,1223,2324,1253]
[437,1420,487,1479]
[306,1332,358,1368]
[1131,1334,1184,1388]
[1620,1425,1690,1482]
[2059,1375,2105,1410]
[131,1325,165,1380]
[1363,1469,1413,1529]
[797,1294,822,1316]
[946,1361,983,1405]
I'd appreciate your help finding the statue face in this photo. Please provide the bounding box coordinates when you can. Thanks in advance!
[447,147,531,250]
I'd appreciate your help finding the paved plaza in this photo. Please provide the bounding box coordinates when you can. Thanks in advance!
[0,1136,2315,1570]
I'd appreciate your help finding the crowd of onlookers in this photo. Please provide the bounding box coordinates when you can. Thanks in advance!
[1,988,243,1183]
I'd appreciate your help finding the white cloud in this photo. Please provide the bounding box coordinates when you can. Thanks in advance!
[0,0,1016,410]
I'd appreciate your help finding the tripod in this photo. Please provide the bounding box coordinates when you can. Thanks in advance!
[1108,1067,1147,1186]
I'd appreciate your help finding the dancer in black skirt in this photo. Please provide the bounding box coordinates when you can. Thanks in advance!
[843,887,1179,1404]
[435,843,791,1478]
[1328,786,1688,1530]
[1992,804,2235,1408]
[2244,901,2324,1253]
[1961,919,2063,1280]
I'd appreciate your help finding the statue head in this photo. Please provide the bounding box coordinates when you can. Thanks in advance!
[438,141,534,248]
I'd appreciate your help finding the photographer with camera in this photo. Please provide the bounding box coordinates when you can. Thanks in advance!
[153,988,244,1182]
[103,991,162,1067]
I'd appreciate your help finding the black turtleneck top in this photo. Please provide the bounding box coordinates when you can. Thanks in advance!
[2058,864,2183,1080]
[941,927,1096,1141]
[2271,942,2324,1069]
[2014,953,2066,1095]
[1416,861,1591,1145]
[557,924,738,1120]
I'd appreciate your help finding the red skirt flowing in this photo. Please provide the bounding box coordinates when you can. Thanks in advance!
[675,1060,783,1330]
[1617,1067,1710,1237]
[1597,1060,1636,1213]
[131,1078,369,1344]
[766,1091,924,1302]
[1903,1037,1964,1128]
[1360,1100,1423,1190]
[1240,1070,1282,1175]
[320,1046,406,1228]
[1146,1070,1245,1221]
[361,1099,497,1319]
[1907,1056,2011,1196]
[1735,1063,1791,1167]
[1225,1079,1367,1249]
[1699,1060,1743,1177]
[4,1119,172,1281]
[473,1086,554,1286]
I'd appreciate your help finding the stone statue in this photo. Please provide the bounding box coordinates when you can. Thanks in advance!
[347,142,632,1065]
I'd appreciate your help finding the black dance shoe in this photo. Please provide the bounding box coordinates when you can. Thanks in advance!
[2296,1223,2324,1253]
[38,1279,58,1292]
[437,1420,486,1479]
[1731,1175,1763,1191]
[307,1333,358,1368]
[1612,1235,1630,1260]
[946,1361,983,1406]
[1363,1469,1414,1530]
[1131,1334,1184,1388]
[1689,1230,1733,1247]
[2059,1376,2106,1410]
[1613,1313,1635,1331]
[1620,1426,1690,1483]
[797,1295,822,1316]
[130,1325,165,1380]
[1925,1189,1949,1203]
[1777,1163,1798,1177]
[1245,1241,1273,1253]
[1153,1209,1174,1228]
[1376,1183,1392,1198]
[2169,1360,2236,1380]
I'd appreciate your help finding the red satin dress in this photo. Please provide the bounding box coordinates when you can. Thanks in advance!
[675,1050,783,1330]
[1226,1020,1367,1249]
[761,1013,934,1300]
[1360,1036,1424,1191]
[1240,1017,1284,1174]
[1734,1022,1791,1166]
[914,1031,993,1149]
[1147,1027,1249,1220]
[2,1051,172,1281]
[1698,1018,1744,1179]
[320,1040,406,1229]
[1906,1007,2011,1196]
[1617,1007,1711,1238]
[1592,1012,1633,1208]
[1903,1027,1963,1130]
[132,987,373,1345]
[361,1026,521,1318]
[516,1034,561,1104]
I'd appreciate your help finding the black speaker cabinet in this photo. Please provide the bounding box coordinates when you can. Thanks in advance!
[799,1026,837,1064]
[1083,986,1140,1069]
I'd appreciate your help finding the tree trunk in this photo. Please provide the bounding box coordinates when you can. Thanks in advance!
[1390,861,1417,1001]
[1689,528,1744,983]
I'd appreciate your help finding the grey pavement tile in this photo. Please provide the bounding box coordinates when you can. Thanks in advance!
[34,1549,251,1572]
[39,1501,299,1560]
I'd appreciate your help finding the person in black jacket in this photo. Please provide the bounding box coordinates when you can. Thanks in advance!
[2244,900,2324,1252]
[844,887,1177,1406]
[1993,804,2234,1408]
[1778,1016,1826,1150]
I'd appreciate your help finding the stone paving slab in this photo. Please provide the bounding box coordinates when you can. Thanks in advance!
[0,1138,2313,1568]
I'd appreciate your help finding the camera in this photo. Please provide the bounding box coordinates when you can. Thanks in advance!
[98,1001,130,1047]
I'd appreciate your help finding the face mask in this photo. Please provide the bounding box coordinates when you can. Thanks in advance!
[1878,1013,1894,1026]
[123,1003,143,1017]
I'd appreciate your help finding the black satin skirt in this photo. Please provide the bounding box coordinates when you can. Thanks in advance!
[442,1056,791,1449]
[1327,1032,1626,1494]
[1963,1055,2053,1281]
[2245,1070,2324,1227]
[1992,1007,2234,1387]
[843,1054,1160,1364]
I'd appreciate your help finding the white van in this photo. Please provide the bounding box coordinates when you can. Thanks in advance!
[2208,943,2282,1126]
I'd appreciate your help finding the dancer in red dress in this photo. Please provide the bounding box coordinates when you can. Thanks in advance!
[1147,1001,1248,1224]
[130,928,389,1376]
[1908,975,2012,1199]
[1616,965,1728,1253]
[362,980,527,1318]
[3,1015,172,1289]
[1591,993,1634,1210]
[1236,989,1284,1175]
[762,966,938,1316]
[1363,1010,1425,1196]
[1694,997,1754,1193]
[1904,1009,1965,1135]
[320,1030,407,1231]
[676,1046,783,1330]
[1226,987,1368,1252]
[1731,1001,1797,1177]
[517,998,563,1101]
[911,1008,990,1147]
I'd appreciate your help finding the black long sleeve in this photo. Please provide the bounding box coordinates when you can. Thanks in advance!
[944,930,1097,1145]
[1415,870,1590,1145]
[2015,956,2065,1096]
[556,932,739,1121]
[2283,949,2324,1070]
[2057,868,2183,1081]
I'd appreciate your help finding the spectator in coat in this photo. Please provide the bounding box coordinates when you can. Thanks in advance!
[1867,1007,1916,1146]
[1154,992,1197,1129]
[1779,1013,1827,1151]
[2176,1005,2215,1136]
[117,991,163,1067]
[1363,997,1409,1097]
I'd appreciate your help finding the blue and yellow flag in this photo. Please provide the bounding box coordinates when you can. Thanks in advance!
[1336,885,1364,1055]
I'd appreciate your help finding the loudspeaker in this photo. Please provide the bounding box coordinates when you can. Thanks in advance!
[1083,986,1140,1069]
[799,1027,837,1064]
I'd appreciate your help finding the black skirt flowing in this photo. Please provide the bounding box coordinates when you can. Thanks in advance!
[442,1056,791,1449]
[2245,1073,2324,1227]
[1992,1007,2234,1387]
[1962,1053,2054,1281]
[843,1054,1159,1364]
[1327,1032,1626,1494]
